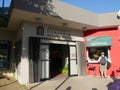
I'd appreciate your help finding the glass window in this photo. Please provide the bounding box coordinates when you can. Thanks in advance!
[87,47,109,62]
[0,41,10,69]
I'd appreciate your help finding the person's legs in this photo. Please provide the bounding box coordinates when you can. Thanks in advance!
[100,64,104,78]
[103,71,107,78]
[104,64,107,78]
[101,71,104,78]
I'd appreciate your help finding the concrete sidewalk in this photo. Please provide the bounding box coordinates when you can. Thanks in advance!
[26,76,115,90]
[0,77,28,90]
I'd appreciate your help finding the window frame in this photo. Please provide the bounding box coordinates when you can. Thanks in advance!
[0,41,11,70]
[86,47,111,63]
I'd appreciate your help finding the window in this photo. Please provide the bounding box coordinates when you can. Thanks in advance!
[0,41,10,69]
[87,47,109,63]
[36,26,44,36]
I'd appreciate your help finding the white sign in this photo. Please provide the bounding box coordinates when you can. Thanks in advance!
[46,29,71,40]
[40,45,49,60]
[70,46,76,59]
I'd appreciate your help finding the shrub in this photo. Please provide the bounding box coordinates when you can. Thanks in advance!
[61,64,68,75]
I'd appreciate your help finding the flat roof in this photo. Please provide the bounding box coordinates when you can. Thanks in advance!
[6,0,120,31]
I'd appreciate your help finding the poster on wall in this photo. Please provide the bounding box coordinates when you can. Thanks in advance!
[70,46,76,59]
[70,46,77,75]
[40,45,49,60]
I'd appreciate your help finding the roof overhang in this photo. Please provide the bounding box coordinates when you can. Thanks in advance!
[3,0,120,31]
[7,8,97,31]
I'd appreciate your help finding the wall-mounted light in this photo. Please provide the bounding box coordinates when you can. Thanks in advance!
[36,18,43,23]
[117,10,120,19]
[82,27,87,30]
[63,23,68,27]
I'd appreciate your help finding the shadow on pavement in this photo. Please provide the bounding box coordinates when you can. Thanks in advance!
[55,77,69,90]
[92,88,98,90]
[0,80,17,87]
[107,73,120,90]
[29,82,44,90]
[29,77,69,90]
[66,86,71,90]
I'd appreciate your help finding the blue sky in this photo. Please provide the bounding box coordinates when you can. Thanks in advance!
[0,0,120,13]
[0,0,11,7]
[61,0,120,13]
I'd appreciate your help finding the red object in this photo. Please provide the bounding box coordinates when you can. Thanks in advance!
[87,63,96,75]
[84,27,120,77]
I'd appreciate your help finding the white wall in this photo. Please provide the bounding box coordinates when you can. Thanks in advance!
[14,27,24,84]
[20,22,84,84]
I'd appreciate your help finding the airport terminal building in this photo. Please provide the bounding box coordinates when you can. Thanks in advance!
[0,0,120,84]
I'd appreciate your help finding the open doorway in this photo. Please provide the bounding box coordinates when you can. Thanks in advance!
[29,37,78,82]
[50,44,69,78]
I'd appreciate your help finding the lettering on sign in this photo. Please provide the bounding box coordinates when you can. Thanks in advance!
[91,42,108,46]
[46,29,71,40]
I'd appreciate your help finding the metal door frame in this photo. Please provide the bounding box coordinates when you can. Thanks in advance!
[39,43,50,80]
[39,39,77,80]
[69,45,78,76]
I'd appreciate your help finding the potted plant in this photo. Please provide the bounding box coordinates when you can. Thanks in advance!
[61,64,68,75]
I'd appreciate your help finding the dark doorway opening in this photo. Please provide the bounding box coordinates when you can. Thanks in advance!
[50,44,69,78]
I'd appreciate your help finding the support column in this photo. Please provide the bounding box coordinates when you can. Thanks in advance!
[76,41,86,76]
[29,37,40,83]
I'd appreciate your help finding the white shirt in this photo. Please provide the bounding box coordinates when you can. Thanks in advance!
[98,56,108,63]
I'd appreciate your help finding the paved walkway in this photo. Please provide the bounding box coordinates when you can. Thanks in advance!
[0,77,28,90]
[26,76,117,90]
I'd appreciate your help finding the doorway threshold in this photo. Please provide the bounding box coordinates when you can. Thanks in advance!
[51,74,68,80]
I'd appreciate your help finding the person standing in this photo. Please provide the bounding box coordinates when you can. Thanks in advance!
[98,52,109,78]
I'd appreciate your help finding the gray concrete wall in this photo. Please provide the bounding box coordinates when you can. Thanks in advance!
[77,41,86,76]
